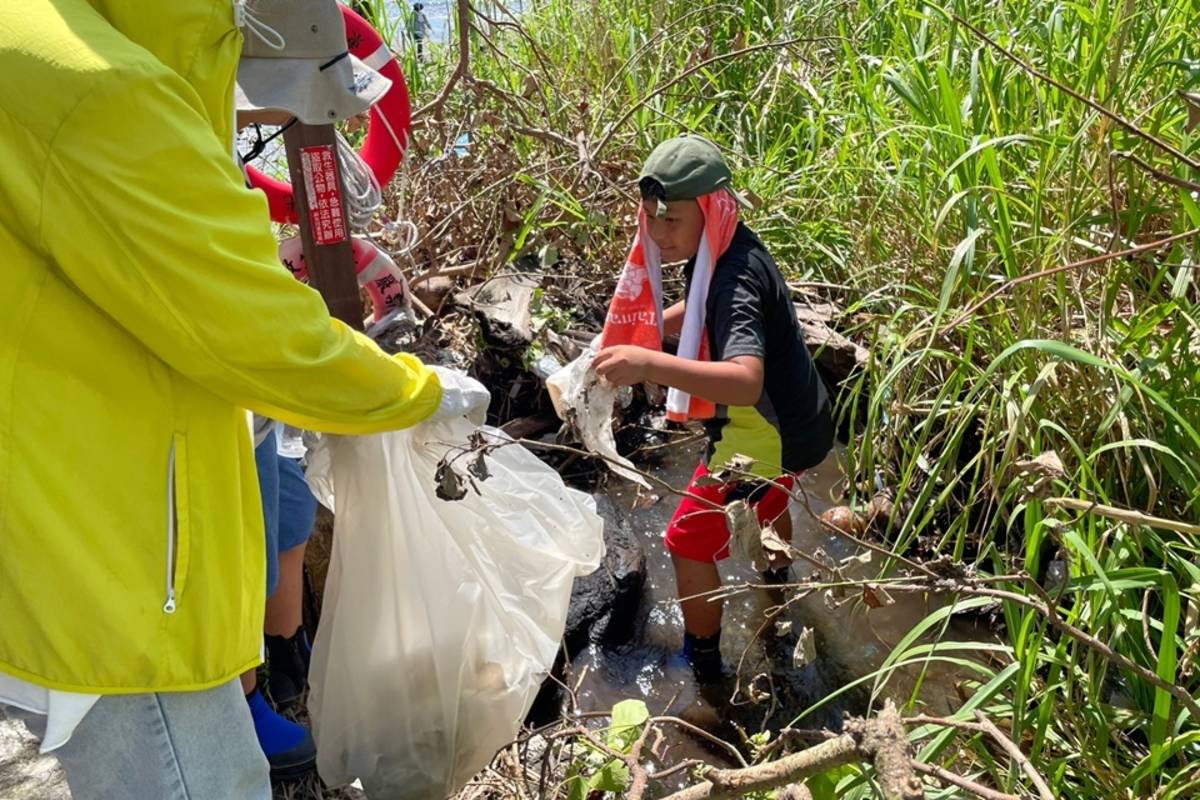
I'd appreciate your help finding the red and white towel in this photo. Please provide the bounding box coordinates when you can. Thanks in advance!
[600,189,740,422]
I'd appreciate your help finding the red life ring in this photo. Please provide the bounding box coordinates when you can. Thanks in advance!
[279,236,413,324]
[246,4,412,225]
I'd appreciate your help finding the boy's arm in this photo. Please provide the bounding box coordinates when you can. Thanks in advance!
[593,346,763,407]
[663,301,686,338]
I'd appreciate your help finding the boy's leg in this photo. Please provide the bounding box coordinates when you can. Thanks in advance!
[48,679,270,800]
[264,455,318,706]
[264,544,312,709]
[665,463,736,681]
[671,555,725,682]
[242,427,281,697]
[265,542,307,637]
[671,554,723,637]
[756,477,797,583]
[248,433,316,777]
[765,505,793,572]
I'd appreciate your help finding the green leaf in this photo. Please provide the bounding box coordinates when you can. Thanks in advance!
[587,759,631,794]
[937,228,986,317]
[1150,574,1181,773]
[1181,189,1200,228]
[806,764,859,800]
[566,764,589,800]
[607,699,650,751]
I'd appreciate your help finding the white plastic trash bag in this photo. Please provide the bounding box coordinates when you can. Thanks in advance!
[305,418,604,798]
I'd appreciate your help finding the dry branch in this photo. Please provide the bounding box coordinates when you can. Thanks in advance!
[973,712,1056,800]
[661,700,924,800]
[414,0,471,120]
[1045,496,1200,537]
[590,36,836,159]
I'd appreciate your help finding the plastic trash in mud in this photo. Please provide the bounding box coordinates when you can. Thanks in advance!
[546,337,650,489]
[304,416,604,799]
[528,350,565,382]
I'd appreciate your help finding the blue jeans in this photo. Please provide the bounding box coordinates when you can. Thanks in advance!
[9,679,270,800]
[254,430,318,597]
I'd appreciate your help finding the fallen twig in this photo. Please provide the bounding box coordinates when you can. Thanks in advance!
[910,760,1020,800]
[1113,150,1200,193]
[661,700,924,800]
[627,721,655,800]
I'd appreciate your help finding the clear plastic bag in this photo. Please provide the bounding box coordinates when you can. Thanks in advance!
[305,419,604,798]
[546,338,649,488]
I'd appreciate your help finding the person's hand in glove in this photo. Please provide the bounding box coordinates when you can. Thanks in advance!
[429,365,491,426]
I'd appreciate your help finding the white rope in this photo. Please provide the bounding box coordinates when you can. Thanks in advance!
[335,130,383,231]
[371,99,419,255]
[382,215,419,255]
[232,1,286,50]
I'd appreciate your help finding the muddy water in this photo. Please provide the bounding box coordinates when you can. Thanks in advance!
[567,442,983,766]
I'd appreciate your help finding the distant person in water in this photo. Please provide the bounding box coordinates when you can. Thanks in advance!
[411,3,433,57]
[593,135,834,682]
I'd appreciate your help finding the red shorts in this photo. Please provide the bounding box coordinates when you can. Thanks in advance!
[665,462,796,563]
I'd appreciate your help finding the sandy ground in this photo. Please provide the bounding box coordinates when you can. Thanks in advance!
[0,709,70,800]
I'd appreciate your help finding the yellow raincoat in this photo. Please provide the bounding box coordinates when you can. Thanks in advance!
[0,0,441,692]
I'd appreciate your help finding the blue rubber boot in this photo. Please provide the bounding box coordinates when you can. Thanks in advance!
[246,688,316,779]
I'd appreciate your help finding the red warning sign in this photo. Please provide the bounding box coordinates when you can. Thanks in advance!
[300,145,347,246]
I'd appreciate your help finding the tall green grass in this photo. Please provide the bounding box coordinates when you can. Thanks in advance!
[381,0,1200,795]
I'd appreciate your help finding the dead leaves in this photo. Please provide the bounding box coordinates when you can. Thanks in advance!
[694,454,758,487]
[727,500,799,572]
[1012,450,1066,499]
[435,433,497,501]
[791,626,817,669]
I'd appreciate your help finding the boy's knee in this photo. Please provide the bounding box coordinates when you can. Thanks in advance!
[670,553,720,584]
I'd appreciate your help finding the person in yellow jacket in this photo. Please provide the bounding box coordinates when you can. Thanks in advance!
[232,0,408,781]
[0,1,487,798]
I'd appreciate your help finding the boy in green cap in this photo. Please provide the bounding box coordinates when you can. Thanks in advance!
[594,135,833,680]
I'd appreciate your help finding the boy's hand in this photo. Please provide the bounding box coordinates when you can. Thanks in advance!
[593,345,658,386]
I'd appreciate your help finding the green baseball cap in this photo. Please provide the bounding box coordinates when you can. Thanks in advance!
[639,135,753,217]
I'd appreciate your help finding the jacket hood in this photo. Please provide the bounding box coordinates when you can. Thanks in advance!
[86,0,243,145]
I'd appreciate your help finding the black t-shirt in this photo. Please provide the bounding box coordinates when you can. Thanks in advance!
[684,222,833,475]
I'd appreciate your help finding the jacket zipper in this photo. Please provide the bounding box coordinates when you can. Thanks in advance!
[164,442,178,614]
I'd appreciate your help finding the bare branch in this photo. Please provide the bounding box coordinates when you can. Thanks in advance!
[973,712,1056,800]
[1114,150,1200,193]
[660,734,862,800]
[662,701,923,800]
[414,0,471,120]
[591,36,837,160]
[910,761,1020,800]
[1045,496,1200,537]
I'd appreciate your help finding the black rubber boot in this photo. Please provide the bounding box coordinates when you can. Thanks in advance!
[760,564,792,586]
[265,626,312,709]
[682,631,726,684]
